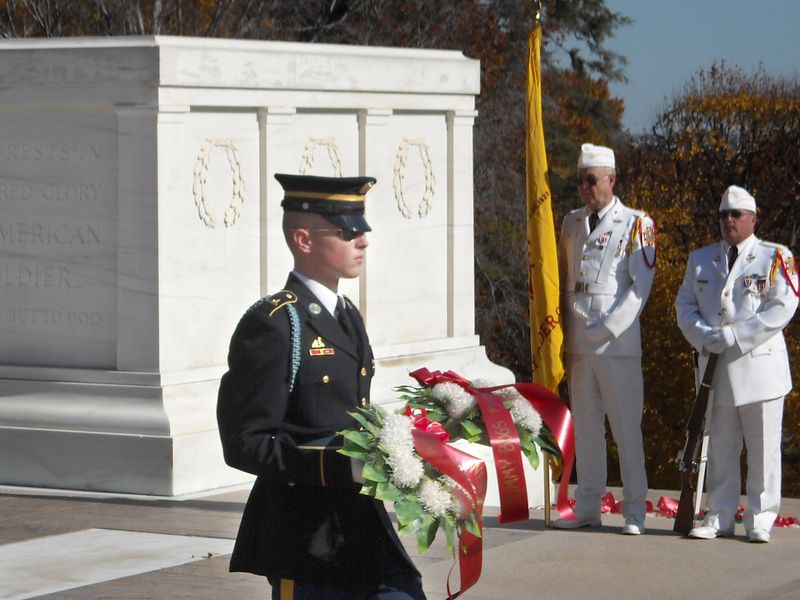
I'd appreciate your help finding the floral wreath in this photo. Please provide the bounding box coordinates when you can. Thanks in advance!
[339,367,575,598]
[192,139,246,228]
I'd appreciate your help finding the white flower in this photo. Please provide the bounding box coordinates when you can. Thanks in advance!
[491,386,543,433]
[380,413,424,487]
[380,413,415,453]
[509,397,543,434]
[470,378,493,389]
[388,451,425,488]
[419,478,454,517]
[432,382,475,418]
[442,476,472,519]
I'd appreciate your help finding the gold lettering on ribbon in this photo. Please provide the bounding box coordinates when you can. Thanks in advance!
[475,391,529,522]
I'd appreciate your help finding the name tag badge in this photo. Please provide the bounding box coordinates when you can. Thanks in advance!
[309,348,335,356]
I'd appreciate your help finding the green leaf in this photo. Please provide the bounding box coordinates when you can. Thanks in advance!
[348,411,374,430]
[375,480,405,501]
[359,481,378,498]
[337,447,369,461]
[340,429,372,449]
[395,499,423,527]
[415,516,439,554]
[397,522,418,537]
[520,437,540,470]
[533,432,562,458]
[462,514,482,538]
[442,517,456,556]
[362,461,388,483]
[460,419,483,438]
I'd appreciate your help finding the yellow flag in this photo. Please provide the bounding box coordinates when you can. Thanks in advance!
[526,25,563,392]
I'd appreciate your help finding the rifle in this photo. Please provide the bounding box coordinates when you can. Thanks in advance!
[673,352,719,534]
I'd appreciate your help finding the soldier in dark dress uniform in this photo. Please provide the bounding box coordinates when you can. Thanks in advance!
[217,174,425,599]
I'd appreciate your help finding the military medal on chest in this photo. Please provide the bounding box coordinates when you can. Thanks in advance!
[756,276,767,294]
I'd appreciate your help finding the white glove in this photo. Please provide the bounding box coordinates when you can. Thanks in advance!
[704,327,736,354]
[585,322,612,343]
[350,458,364,484]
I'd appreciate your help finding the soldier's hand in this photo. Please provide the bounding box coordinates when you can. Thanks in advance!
[584,322,612,343]
[704,328,736,353]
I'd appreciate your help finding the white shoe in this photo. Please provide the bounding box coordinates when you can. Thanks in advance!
[688,525,734,539]
[552,515,601,529]
[621,517,645,535]
[748,528,770,543]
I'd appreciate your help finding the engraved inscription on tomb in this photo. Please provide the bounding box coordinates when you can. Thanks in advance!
[0,124,116,367]
[4,142,101,162]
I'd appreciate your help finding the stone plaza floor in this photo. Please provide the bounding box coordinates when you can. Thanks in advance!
[1,484,799,600]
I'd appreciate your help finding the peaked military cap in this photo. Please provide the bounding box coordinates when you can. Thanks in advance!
[275,173,375,232]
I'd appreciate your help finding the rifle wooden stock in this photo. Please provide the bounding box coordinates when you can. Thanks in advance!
[674,352,719,534]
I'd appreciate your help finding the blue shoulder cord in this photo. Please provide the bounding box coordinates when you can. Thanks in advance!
[286,304,301,393]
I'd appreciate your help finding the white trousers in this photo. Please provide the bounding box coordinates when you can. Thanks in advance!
[703,396,784,532]
[567,353,648,521]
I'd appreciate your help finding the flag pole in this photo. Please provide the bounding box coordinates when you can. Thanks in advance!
[525,0,562,527]
[534,2,551,528]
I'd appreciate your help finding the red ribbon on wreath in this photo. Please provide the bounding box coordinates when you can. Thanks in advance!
[409,368,577,524]
[412,427,487,599]
[482,381,577,523]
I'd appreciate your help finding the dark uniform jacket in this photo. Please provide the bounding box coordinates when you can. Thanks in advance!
[217,274,418,591]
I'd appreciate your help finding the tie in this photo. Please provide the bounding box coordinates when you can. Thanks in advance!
[337,298,359,348]
[589,212,599,233]
[727,245,738,270]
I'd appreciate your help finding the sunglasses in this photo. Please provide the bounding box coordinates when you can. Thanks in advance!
[719,210,752,220]
[576,174,608,187]
[304,228,366,242]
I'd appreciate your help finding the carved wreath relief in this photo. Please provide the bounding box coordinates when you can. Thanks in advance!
[393,138,435,219]
[190,133,437,226]
[299,137,343,176]
[192,139,246,228]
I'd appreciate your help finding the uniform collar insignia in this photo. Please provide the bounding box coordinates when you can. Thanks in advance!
[308,302,322,315]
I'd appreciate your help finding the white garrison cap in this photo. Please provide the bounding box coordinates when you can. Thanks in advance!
[719,185,756,212]
[577,143,615,169]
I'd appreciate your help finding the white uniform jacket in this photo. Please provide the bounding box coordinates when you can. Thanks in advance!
[675,236,798,406]
[559,198,656,357]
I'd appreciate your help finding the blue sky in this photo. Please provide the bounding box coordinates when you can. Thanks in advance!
[603,0,800,133]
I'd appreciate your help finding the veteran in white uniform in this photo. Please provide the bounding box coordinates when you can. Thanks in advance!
[553,143,656,535]
[675,185,798,543]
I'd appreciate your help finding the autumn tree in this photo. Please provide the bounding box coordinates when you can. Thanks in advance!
[468,0,631,378]
[617,62,800,492]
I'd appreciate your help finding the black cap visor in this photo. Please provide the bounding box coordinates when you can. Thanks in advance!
[324,212,371,232]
